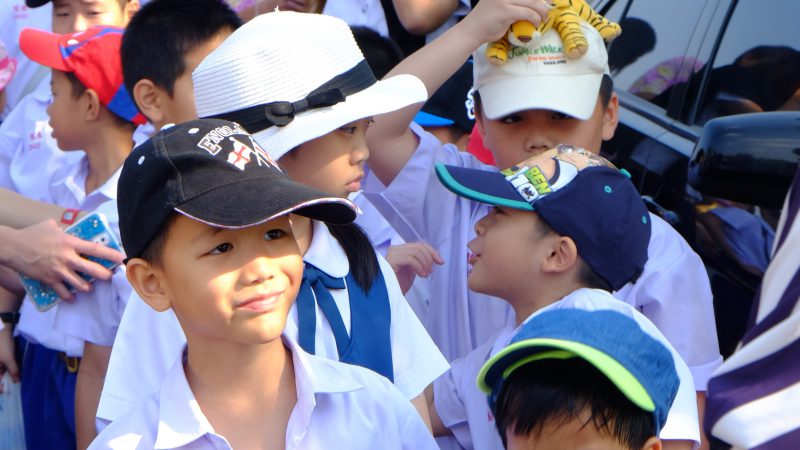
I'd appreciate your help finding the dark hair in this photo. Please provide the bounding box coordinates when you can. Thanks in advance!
[139,214,177,266]
[64,71,87,98]
[121,0,242,99]
[326,223,380,292]
[62,70,135,129]
[474,74,614,118]
[493,358,655,450]
[535,216,613,291]
[351,26,404,79]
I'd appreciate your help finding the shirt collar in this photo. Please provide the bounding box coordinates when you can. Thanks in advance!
[153,353,218,449]
[153,337,363,448]
[302,220,349,278]
[50,156,123,208]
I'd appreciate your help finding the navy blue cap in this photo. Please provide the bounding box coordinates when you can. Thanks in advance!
[478,308,680,434]
[435,146,651,291]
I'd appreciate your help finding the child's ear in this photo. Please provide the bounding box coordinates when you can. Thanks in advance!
[132,79,166,128]
[541,236,578,275]
[83,89,102,121]
[601,92,619,141]
[125,258,172,312]
[640,436,662,450]
[123,0,140,21]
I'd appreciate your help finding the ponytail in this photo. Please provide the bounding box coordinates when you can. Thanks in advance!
[326,222,380,292]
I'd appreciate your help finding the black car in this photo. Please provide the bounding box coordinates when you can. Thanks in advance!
[592,0,800,357]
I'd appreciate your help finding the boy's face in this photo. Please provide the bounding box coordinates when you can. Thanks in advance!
[278,118,372,198]
[147,215,303,346]
[155,31,231,129]
[505,412,652,450]
[476,94,619,170]
[468,206,558,301]
[51,0,138,34]
[47,70,85,151]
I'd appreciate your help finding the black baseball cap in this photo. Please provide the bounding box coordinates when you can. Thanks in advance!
[117,118,357,260]
[413,60,475,134]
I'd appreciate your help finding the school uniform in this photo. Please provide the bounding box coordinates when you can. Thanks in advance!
[434,288,702,450]
[0,86,81,201]
[98,220,448,424]
[363,123,723,388]
[90,337,437,450]
[16,157,126,450]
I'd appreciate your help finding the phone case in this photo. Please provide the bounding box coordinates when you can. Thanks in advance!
[20,212,123,312]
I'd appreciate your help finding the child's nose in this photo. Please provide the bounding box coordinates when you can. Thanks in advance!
[240,254,277,286]
[351,141,369,164]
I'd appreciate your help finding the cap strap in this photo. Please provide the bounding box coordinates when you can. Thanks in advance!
[209,59,377,134]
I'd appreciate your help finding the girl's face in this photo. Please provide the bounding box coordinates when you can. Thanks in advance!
[278,118,372,198]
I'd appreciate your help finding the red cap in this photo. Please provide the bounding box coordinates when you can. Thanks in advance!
[20,26,146,126]
[466,124,496,166]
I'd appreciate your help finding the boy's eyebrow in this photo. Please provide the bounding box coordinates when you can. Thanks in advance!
[188,225,227,245]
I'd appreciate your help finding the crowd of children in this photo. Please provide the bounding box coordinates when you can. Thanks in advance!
[0,0,728,449]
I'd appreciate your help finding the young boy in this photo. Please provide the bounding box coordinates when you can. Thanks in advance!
[365,0,721,411]
[480,308,681,450]
[89,118,438,449]
[95,0,244,427]
[430,147,700,449]
[120,0,242,131]
[17,24,145,449]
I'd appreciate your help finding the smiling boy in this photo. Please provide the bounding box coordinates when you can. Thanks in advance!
[89,119,438,449]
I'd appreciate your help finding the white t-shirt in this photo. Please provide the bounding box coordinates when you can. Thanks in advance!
[98,220,448,423]
[363,123,723,388]
[434,288,701,450]
[90,337,438,450]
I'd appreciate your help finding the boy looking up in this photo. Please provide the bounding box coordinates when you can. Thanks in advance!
[480,308,681,450]
[17,24,144,449]
[90,119,438,449]
[430,147,700,449]
[365,0,721,420]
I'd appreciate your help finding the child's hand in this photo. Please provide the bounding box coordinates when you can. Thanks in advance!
[463,0,553,45]
[0,322,19,391]
[386,242,444,294]
[10,220,124,300]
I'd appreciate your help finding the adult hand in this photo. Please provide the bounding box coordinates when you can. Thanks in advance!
[386,242,444,294]
[1,220,124,300]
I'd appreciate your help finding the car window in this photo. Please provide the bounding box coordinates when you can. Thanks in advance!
[604,0,711,109]
[694,0,800,125]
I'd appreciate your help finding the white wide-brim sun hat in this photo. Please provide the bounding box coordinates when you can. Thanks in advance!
[193,11,427,161]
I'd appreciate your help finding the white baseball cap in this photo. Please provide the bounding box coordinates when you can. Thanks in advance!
[473,21,610,121]
[193,11,427,161]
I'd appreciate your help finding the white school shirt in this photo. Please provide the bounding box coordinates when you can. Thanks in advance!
[14,158,124,356]
[47,160,131,348]
[89,337,438,450]
[0,86,82,201]
[363,123,723,388]
[98,220,448,424]
[434,288,701,450]
[352,189,432,323]
[322,0,388,37]
[0,1,51,118]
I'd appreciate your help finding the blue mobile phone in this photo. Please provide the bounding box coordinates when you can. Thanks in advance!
[19,212,122,312]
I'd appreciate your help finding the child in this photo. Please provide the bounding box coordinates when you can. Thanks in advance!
[0,0,139,203]
[17,24,144,449]
[100,10,448,429]
[120,0,242,130]
[430,147,700,449]
[365,0,722,402]
[97,0,243,427]
[480,308,680,450]
[89,118,438,449]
